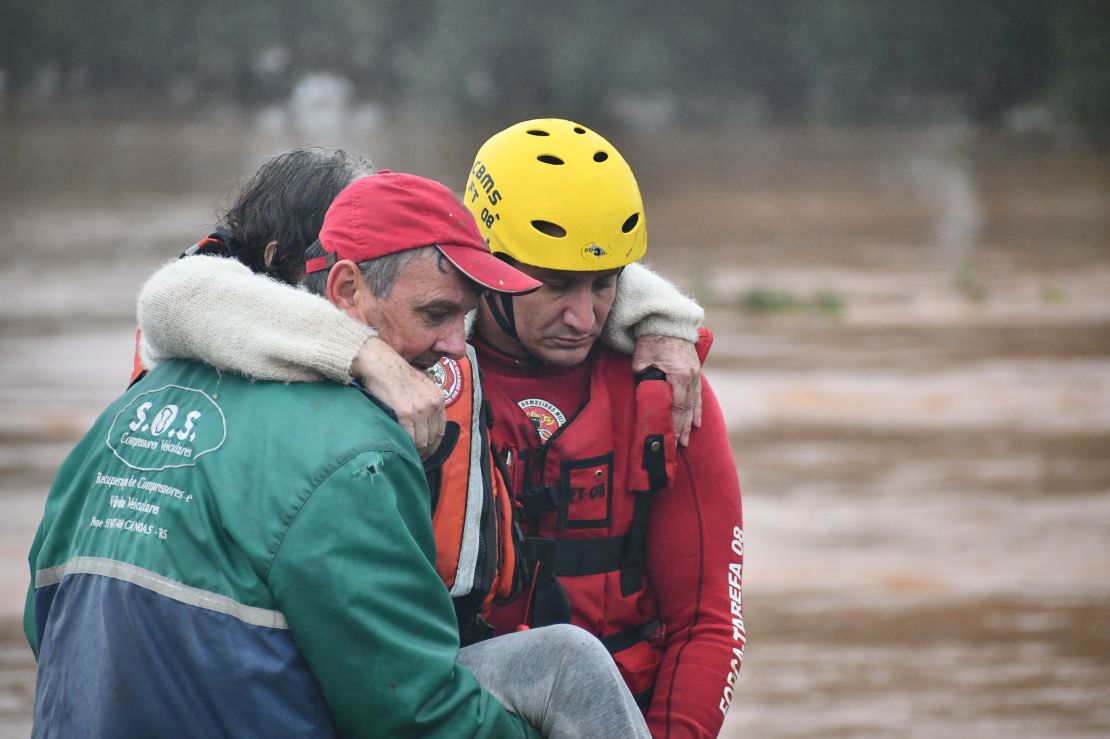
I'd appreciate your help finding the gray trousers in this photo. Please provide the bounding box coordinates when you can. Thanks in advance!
[457,624,650,739]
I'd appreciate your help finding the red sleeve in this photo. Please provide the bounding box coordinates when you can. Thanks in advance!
[644,377,745,738]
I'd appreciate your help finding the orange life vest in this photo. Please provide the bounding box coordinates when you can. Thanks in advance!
[423,345,524,643]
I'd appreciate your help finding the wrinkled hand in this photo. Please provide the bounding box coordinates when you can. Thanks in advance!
[631,335,703,447]
[350,337,446,459]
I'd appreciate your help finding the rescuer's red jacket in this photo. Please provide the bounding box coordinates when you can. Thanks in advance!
[477,334,746,739]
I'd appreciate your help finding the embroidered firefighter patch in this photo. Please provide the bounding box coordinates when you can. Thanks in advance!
[517,398,567,442]
[427,357,463,407]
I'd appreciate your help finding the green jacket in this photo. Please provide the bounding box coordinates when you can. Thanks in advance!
[27,359,539,738]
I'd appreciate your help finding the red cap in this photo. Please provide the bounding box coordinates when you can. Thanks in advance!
[307,171,540,295]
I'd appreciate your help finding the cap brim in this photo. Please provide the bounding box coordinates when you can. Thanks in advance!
[436,245,542,295]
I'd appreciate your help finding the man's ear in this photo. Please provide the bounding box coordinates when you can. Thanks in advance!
[326,260,371,319]
[263,240,279,270]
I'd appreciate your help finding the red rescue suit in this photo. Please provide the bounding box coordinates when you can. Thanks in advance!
[478,334,746,739]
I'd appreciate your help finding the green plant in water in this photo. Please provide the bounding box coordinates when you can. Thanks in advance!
[813,290,845,318]
[738,287,799,314]
[955,258,987,302]
[738,287,846,318]
[1041,284,1067,304]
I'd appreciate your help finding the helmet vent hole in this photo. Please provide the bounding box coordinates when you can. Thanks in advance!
[621,213,640,233]
[537,155,564,165]
[531,220,567,238]
[527,129,550,136]
[574,127,586,134]
[593,151,609,162]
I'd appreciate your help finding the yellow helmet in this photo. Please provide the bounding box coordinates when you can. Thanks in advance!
[465,118,646,271]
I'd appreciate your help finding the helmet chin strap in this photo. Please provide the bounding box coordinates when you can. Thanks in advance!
[484,291,517,340]
[483,291,544,366]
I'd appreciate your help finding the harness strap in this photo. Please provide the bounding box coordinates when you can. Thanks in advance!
[641,431,668,493]
[524,538,572,627]
[632,686,655,709]
[600,618,662,655]
[549,535,628,576]
[601,616,664,710]
[518,484,560,519]
[522,534,630,629]
[454,596,495,645]
[620,430,668,594]
[490,440,527,603]
[621,492,653,595]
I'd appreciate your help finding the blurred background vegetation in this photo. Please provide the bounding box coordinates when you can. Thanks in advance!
[1,0,1108,139]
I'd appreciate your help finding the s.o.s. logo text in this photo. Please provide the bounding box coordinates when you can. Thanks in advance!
[106,385,227,471]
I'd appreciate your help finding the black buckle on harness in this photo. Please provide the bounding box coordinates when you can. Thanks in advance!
[519,484,561,520]
[642,433,668,492]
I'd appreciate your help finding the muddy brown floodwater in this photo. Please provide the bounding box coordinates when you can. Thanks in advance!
[1,112,1108,737]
